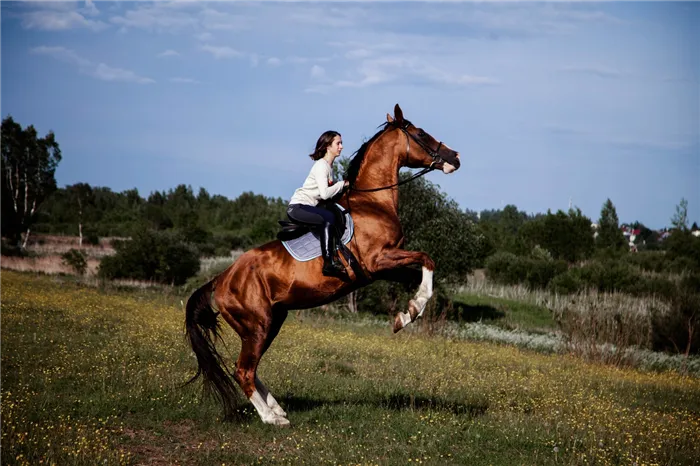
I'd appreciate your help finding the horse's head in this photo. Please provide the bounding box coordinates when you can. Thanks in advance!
[387,104,460,174]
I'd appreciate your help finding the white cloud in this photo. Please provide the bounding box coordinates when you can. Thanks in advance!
[19,0,78,11]
[110,4,198,32]
[345,49,372,60]
[560,65,623,79]
[158,49,180,58]
[22,9,108,32]
[267,57,282,67]
[92,63,155,84]
[195,32,214,42]
[31,45,155,84]
[310,65,326,79]
[201,44,243,59]
[199,7,251,31]
[31,45,91,67]
[308,55,497,93]
[170,77,200,84]
[81,0,100,17]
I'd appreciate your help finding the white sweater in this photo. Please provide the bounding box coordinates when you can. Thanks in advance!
[289,159,345,206]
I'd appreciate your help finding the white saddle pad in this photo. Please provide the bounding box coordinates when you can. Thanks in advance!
[281,207,354,262]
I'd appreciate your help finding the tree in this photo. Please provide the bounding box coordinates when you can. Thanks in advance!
[671,198,689,232]
[1,116,62,247]
[596,198,626,253]
[351,173,484,314]
[66,183,94,247]
[523,208,594,263]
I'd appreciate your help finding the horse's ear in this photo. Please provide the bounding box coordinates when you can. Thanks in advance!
[386,113,394,123]
[394,104,404,122]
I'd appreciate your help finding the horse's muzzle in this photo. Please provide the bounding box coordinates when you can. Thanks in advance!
[441,153,460,173]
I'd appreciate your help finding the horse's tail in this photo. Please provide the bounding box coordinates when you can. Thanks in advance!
[184,279,242,419]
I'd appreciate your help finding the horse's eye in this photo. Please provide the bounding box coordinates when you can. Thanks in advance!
[417,130,426,138]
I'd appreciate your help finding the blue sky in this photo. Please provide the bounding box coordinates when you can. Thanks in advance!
[2,1,698,229]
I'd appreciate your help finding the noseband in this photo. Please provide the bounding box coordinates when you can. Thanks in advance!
[349,123,445,193]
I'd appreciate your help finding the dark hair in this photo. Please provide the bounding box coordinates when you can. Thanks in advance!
[308,130,341,161]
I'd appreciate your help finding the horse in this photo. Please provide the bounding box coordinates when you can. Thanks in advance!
[185,103,461,427]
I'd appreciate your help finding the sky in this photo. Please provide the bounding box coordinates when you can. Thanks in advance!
[2,0,698,230]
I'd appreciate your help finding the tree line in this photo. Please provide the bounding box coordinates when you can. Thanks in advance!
[3,115,699,284]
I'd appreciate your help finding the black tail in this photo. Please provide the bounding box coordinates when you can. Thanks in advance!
[184,279,242,420]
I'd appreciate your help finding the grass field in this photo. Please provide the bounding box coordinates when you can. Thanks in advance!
[2,270,700,465]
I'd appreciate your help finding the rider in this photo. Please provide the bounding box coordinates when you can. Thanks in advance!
[287,130,349,277]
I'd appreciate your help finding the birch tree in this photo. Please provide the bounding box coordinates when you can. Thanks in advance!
[1,116,62,248]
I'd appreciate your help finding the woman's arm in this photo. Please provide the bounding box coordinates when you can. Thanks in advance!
[312,161,345,200]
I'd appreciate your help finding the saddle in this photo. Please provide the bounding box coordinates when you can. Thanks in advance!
[277,202,366,281]
[277,201,347,242]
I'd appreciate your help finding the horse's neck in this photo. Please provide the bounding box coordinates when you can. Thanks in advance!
[355,135,401,195]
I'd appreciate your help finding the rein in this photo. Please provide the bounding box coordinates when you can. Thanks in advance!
[349,126,440,193]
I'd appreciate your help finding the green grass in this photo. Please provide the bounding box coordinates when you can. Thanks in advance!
[2,270,699,465]
[451,292,556,333]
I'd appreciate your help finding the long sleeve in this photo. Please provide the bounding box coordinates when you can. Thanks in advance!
[311,160,344,200]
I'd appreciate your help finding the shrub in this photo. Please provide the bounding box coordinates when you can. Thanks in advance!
[622,250,667,273]
[667,256,698,275]
[525,257,568,290]
[98,229,200,286]
[61,249,88,275]
[650,281,700,356]
[484,251,521,285]
[548,270,585,295]
[635,275,677,301]
[575,260,640,294]
[485,251,565,290]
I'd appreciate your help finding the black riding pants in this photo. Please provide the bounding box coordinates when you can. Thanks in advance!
[287,203,335,227]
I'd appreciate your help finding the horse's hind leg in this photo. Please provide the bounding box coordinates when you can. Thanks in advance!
[228,309,290,427]
[255,309,288,418]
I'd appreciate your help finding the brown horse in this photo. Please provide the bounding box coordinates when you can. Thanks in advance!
[185,104,461,426]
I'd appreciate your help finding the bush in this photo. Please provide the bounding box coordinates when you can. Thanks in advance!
[548,270,585,295]
[98,229,200,286]
[61,249,88,275]
[576,260,639,294]
[525,257,568,290]
[635,275,677,301]
[667,256,698,275]
[485,251,566,290]
[650,281,700,356]
[484,251,521,285]
[622,250,667,273]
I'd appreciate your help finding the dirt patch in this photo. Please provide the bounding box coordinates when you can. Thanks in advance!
[119,421,220,466]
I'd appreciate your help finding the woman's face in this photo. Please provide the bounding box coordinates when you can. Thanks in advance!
[326,135,343,158]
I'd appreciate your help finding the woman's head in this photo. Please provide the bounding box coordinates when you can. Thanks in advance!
[309,130,342,160]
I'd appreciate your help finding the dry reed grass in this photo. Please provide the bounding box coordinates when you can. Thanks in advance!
[23,234,119,258]
[1,255,101,276]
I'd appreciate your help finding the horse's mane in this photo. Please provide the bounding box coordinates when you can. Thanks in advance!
[344,119,412,186]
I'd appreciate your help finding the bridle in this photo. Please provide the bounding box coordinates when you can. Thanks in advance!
[349,122,445,193]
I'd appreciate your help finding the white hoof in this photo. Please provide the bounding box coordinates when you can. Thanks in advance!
[265,415,291,427]
[272,405,287,417]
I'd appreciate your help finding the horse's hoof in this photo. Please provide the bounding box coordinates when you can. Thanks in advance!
[408,300,420,321]
[267,415,291,427]
[272,406,287,417]
[393,314,404,333]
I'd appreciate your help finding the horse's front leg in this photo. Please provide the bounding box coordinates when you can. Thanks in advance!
[372,249,435,333]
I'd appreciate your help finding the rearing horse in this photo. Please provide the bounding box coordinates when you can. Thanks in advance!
[185,104,461,426]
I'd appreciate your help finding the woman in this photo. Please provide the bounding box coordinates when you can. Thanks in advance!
[287,130,349,277]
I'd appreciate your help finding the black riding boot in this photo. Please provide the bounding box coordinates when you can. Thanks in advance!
[321,223,346,277]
